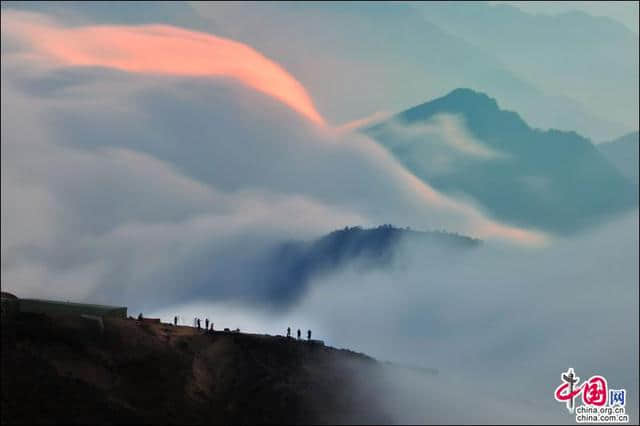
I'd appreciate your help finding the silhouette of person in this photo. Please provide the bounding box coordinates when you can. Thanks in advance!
[287,327,291,338]
[307,330,311,340]
[138,313,143,320]
[174,316,177,326]
[297,329,301,340]
[205,318,209,329]
[197,318,201,329]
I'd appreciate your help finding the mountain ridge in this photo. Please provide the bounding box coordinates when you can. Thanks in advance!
[416,2,639,135]
[598,131,639,183]
[241,225,480,307]
[365,88,638,234]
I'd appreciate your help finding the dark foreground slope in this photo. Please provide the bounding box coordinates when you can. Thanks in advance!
[1,313,392,425]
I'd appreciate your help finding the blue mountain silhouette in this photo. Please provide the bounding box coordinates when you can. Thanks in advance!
[365,89,638,233]
[255,226,478,306]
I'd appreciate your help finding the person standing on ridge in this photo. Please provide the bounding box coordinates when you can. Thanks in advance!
[205,318,209,330]
[297,329,301,340]
[287,327,291,338]
[307,330,311,340]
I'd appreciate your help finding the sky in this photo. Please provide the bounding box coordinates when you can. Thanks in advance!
[3,1,638,141]
[493,1,639,34]
[1,2,638,424]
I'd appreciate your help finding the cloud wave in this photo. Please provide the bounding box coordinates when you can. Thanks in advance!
[2,9,549,313]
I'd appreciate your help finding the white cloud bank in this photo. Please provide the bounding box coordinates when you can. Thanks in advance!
[1,11,547,309]
[150,210,638,424]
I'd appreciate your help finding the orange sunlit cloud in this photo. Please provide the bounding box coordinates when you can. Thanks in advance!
[2,11,325,125]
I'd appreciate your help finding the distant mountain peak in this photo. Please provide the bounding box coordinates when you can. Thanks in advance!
[402,88,500,119]
[365,91,638,234]
[441,88,498,105]
[385,88,529,140]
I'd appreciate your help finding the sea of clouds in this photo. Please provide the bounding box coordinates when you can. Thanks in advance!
[2,10,637,424]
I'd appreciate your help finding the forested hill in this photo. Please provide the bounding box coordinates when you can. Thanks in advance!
[263,225,480,304]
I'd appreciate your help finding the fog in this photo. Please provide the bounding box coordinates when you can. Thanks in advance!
[150,211,638,424]
[2,8,637,424]
[2,12,546,312]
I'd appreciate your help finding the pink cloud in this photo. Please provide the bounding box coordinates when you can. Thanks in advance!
[2,11,325,125]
